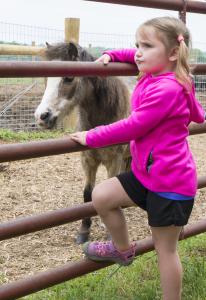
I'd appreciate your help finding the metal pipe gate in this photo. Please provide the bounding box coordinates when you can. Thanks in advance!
[0,0,206,298]
[0,61,206,77]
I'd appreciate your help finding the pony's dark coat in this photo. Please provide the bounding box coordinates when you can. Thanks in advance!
[41,42,131,243]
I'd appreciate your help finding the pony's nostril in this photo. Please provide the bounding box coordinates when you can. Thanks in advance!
[40,111,50,121]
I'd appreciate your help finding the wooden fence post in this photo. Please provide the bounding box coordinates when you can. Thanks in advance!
[63,18,80,131]
[65,18,80,43]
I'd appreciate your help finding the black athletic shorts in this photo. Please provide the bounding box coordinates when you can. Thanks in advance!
[116,171,194,227]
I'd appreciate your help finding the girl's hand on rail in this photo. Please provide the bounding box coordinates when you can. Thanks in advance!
[95,54,111,65]
[70,131,88,146]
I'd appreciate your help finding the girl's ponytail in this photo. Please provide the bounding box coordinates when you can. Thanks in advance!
[176,35,192,92]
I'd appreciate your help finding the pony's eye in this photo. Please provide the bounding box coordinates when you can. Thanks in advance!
[63,77,74,83]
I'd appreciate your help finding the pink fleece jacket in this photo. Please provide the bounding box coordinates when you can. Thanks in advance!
[86,49,205,196]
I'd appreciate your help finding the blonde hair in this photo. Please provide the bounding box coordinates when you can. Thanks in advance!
[137,17,192,91]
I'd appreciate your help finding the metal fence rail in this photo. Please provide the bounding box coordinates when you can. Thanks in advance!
[0,121,205,163]
[0,173,206,242]
[0,61,206,78]
[85,0,206,13]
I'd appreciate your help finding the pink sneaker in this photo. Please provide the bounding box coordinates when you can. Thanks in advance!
[83,240,137,266]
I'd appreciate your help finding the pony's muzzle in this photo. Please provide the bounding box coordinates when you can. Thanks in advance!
[36,110,57,129]
[40,111,51,122]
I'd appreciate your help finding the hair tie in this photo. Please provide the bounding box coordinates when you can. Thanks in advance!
[177,35,184,43]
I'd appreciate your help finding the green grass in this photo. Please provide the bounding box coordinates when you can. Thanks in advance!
[0,274,6,285]
[0,78,44,85]
[0,128,72,142]
[19,234,206,300]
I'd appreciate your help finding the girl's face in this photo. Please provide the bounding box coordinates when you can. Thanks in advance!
[135,26,176,76]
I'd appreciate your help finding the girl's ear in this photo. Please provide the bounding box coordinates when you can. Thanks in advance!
[169,47,179,62]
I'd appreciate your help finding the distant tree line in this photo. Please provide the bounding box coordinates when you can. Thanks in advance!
[0,40,29,46]
[190,48,206,63]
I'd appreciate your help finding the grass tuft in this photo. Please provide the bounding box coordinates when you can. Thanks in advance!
[0,129,72,142]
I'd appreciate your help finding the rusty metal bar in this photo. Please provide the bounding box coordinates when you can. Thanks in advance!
[0,61,137,78]
[85,0,206,14]
[0,61,206,78]
[0,202,96,241]
[191,64,206,75]
[198,176,206,189]
[0,175,205,242]
[189,122,206,135]
[0,137,87,163]
[0,122,206,164]
[0,217,206,300]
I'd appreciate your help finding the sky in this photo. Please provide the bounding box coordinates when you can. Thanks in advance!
[0,0,206,51]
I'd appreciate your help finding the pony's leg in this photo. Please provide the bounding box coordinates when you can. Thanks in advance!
[120,145,131,173]
[105,152,123,178]
[76,151,99,244]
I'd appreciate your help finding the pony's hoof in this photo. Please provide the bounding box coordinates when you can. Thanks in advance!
[76,232,89,244]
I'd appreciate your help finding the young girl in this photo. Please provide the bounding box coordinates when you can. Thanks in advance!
[71,17,205,299]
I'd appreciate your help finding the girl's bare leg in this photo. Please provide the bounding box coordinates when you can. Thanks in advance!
[92,177,135,251]
[151,226,183,300]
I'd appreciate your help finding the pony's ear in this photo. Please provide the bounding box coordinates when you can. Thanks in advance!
[68,42,79,59]
[45,42,51,48]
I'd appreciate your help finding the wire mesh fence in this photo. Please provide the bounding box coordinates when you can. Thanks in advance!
[0,78,44,131]
[0,21,206,131]
[0,21,64,46]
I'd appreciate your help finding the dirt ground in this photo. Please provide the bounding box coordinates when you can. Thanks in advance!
[0,134,205,283]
